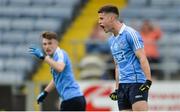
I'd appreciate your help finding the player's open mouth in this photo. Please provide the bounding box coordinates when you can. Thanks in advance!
[100,25,105,29]
[46,50,51,53]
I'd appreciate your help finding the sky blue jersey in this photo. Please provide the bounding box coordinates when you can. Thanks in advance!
[108,24,146,83]
[51,47,83,101]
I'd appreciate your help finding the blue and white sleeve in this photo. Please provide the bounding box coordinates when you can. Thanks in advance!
[126,30,144,51]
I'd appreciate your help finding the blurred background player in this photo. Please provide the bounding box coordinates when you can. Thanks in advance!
[98,5,152,111]
[140,19,162,63]
[29,31,86,111]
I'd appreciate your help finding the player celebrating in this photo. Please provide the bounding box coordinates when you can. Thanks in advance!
[29,31,86,111]
[98,5,152,111]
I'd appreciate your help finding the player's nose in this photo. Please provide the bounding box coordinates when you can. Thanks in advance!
[98,20,101,24]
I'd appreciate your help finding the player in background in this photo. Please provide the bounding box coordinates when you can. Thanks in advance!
[98,5,152,111]
[29,31,86,111]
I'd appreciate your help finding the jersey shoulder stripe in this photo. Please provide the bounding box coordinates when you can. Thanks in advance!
[125,27,142,49]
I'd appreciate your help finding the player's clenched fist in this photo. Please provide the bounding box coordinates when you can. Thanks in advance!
[37,91,48,104]
[139,80,152,92]
[109,89,118,101]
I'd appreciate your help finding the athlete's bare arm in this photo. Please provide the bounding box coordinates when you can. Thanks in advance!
[135,48,151,80]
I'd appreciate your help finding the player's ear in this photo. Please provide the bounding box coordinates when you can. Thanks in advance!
[109,13,115,21]
[112,14,117,21]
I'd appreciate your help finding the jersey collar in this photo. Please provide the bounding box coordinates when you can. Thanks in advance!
[114,23,126,38]
[52,47,60,57]
[119,23,126,35]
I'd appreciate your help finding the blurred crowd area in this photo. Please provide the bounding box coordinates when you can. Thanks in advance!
[81,0,180,81]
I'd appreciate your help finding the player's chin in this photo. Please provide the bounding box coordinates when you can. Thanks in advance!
[104,29,109,33]
[105,30,108,33]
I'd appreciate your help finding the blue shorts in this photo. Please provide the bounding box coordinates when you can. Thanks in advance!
[60,96,86,111]
[117,83,148,110]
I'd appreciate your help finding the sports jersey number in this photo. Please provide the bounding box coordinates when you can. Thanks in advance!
[113,51,125,63]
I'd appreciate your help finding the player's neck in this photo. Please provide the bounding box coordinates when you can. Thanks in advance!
[112,21,122,36]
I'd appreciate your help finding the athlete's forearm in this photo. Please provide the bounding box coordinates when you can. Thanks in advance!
[135,49,151,81]
[44,80,55,93]
[44,55,65,73]
[139,56,151,80]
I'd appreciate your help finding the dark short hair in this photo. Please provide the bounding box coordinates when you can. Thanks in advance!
[98,5,119,17]
[41,31,58,40]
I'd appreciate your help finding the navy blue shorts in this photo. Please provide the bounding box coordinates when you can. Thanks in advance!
[60,96,86,111]
[117,83,148,110]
